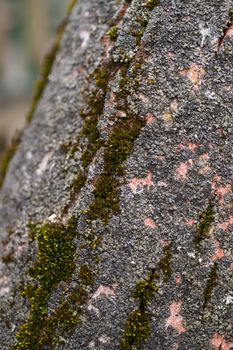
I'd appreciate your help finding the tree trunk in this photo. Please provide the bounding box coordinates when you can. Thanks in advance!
[0,1,233,349]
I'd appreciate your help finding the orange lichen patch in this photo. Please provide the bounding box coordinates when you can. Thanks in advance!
[175,276,182,285]
[211,175,221,190]
[198,165,212,175]
[180,64,206,91]
[175,160,194,180]
[199,153,209,161]
[92,284,118,300]
[225,24,233,39]
[218,216,233,230]
[186,218,195,226]
[166,301,186,334]
[129,171,154,194]
[146,113,156,124]
[177,143,185,150]
[211,240,225,261]
[188,143,198,152]
[211,333,233,350]
[154,155,165,161]
[215,184,232,205]
[144,218,157,229]
[160,240,171,247]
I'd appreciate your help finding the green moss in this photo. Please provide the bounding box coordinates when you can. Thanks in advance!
[118,67,131,98]
[159,245,172,282]
[70,171,87,200]
[145,0,161,10]
[78,265,94,286]
[94,67,111,89]
[13,216,78,350]
[26,0,77,123]
[120,310,152,350]
[0,132,21,189]
[26,22,65,123]
[86,115,145,224]
[108,26,119,41]
[120,270,159,350]
[203,262,218,310]
[194,202,214,250]
[37,265,94,348]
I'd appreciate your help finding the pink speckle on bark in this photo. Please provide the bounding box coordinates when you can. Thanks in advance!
[166,301,186,334]
[211,240,225,261]
[211,333,233,350]
[218,216,233,230]
[92,284,118,300]
[146,113,156,124]
[129,171,154,194]
[144,218,157,229]
[225,24,233,39]
[199,153,209,161]
[175,160,193,180]
[155,155,165,161]
[186,218,195,226]
[175,275,182,285]
[215,184,232,205]
[198,165,212,175]
[188,143,198,152]
[180,64,205,91]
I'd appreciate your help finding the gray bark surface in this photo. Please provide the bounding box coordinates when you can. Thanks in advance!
[0,0,233,349]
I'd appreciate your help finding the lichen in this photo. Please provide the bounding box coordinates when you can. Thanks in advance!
[120,270,159,350]
[203,262,218,310]
[0,132,21,189]
[194,202,214,250]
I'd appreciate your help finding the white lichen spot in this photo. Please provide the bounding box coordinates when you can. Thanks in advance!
[48,214,57,223]
[199,23,211,47]
[225,293,233,305]
[80,30,90,48]
[0,276,10,296]
[36,152,53,176]
[99,335,111,344]
[88,341,96,349]
[87,303,100,316]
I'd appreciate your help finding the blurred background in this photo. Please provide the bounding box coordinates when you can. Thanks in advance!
[0,0,70,157]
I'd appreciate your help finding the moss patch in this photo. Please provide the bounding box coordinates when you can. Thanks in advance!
[13,216,78,350]
[108,26,119,41]
[194,202,214,250]
[86,115,145,224]
[120,270,159,350]
[145,0,161,10]
[203,262,218,310]
[26,0,77,123]
[0,132,21,189]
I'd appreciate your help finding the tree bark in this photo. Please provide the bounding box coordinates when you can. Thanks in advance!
[0,0,233,349]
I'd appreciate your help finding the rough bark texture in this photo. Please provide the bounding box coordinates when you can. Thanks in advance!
[0,1,233,349]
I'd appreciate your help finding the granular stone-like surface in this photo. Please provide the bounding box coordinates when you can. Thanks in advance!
[0,0,232,349]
